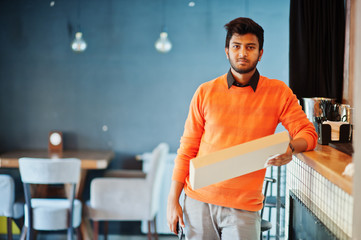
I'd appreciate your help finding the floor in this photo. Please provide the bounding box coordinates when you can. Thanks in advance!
[1,234,178,240]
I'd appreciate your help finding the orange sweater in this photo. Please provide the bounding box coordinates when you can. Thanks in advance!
[172,73,317,211]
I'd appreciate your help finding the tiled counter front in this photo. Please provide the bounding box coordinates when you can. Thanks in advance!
[285,146,353,240]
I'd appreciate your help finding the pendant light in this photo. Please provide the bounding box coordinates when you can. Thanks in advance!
[155,28,172,53]
[71,32,87,52]
[188,1,195,7]
[71,0,87,53]
[155,0,172,53]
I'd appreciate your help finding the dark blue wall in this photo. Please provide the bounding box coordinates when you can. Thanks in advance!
[0,0,290,235]
[0,0,290,168]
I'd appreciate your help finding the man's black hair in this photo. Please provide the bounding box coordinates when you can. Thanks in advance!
[224,17,264,50]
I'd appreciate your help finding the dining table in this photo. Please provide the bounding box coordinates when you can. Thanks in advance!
[0,149,114,240]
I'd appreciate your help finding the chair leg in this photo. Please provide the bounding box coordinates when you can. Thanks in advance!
[147,220,152,240]
[76,227,82,240]
[152,217,158,240]
[146,218,158,240]
[26,226,34,240]
[67,227,74,240]
[267,208,271,240]
[93,221,99,240]
[20,225,27,240]
[104,221,108,240]
[7,217,13,240]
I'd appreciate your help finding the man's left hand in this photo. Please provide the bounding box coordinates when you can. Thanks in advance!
[267,148,292,166]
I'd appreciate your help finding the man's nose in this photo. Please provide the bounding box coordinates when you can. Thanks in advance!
[239,47,247,57]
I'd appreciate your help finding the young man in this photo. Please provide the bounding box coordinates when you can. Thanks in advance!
[167,17,317,239]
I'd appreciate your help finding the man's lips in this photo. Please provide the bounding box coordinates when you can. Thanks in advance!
[237,59,248,64]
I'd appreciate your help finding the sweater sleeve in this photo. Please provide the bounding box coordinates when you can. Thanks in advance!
[279,86,318,151]
[172,86,205,183]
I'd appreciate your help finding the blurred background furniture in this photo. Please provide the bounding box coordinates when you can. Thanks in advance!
[0,150,114,199]
[138,152,179,235]
[0,174,24,240]
[19,158,82,240]
[261,176,277,240]
[0,150,114,240]
[86,143,169,240]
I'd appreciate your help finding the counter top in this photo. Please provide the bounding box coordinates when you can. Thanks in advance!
[296,144,353,195]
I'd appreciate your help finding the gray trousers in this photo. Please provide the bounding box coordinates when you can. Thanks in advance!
[183,195,261,240]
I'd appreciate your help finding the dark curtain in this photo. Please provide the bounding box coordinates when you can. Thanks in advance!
[289,0,345,103]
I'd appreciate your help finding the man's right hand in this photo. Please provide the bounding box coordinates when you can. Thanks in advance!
[167,180,185,234]
[167,198,184,234]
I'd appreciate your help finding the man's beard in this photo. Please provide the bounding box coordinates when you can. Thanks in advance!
[229,57,260,74]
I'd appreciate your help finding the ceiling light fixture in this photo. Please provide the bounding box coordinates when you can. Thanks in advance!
[71,32,87,52]
[188,1,195,7]
[71,0,87,53]
[155,0,172,53]
[155,29,172,53]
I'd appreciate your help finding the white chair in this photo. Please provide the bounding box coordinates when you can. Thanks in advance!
[86,143,169,240]
[18,158,82,240]
[0,174,24,240]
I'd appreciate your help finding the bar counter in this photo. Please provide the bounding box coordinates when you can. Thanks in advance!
[286,144,353,239]
[297,144,353,194]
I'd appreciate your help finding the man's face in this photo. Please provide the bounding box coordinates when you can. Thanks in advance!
[225,33,263,74]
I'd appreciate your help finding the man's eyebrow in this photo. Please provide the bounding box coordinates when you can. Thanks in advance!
[230,42,257,45]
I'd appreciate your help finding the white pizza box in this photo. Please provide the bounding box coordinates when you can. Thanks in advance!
[189,131,290,190]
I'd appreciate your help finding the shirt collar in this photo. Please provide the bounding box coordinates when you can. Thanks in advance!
[226,68,260,92]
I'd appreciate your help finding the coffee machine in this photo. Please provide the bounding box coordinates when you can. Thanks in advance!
[302,98,353,146]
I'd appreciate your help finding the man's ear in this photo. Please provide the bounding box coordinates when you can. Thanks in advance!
[225,48,229,59]
[258,49,264,61]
